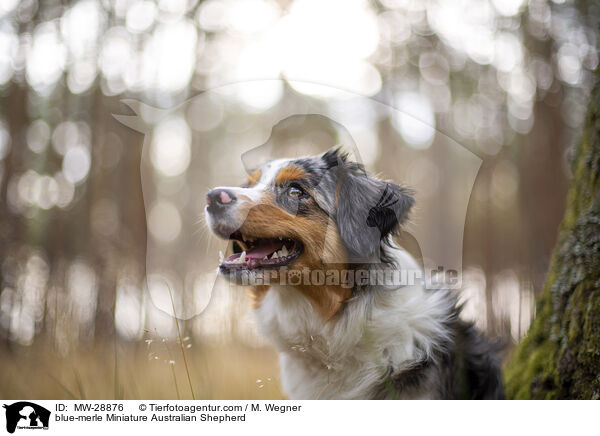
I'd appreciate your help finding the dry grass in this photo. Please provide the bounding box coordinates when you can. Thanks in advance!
[0,341,285,400]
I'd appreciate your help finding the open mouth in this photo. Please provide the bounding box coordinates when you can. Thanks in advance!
[219,231,303,271]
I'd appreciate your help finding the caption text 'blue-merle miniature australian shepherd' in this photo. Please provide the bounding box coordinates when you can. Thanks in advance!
[205,147,504,400]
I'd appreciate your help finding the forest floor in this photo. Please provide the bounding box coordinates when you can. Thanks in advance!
[0,341,284,400]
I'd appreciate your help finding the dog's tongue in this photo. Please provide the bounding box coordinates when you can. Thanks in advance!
[246,240,282,259]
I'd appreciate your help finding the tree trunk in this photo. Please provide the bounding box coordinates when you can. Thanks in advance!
[504,74,600,399]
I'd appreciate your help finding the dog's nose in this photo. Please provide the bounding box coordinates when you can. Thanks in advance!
[206,189,236,213]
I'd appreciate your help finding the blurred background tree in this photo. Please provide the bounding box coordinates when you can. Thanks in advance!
[0,0,597,399]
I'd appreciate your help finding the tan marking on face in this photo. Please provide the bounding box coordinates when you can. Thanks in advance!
[275,165,307,186]
[239,192,350,319]
[247,170,262,187]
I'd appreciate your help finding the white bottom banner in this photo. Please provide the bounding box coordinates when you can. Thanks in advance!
[0,400,596,436]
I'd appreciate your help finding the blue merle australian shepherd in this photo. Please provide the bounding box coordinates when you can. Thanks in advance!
[205,147,504,400]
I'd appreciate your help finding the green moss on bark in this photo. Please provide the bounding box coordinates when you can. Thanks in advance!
[504,74,600,399]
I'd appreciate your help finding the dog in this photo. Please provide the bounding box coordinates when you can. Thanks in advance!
[205,147,504,399]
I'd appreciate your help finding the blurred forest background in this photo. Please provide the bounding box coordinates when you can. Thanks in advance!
[0,0,598,399]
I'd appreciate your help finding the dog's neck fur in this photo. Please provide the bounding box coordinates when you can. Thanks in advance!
[252,247,454,399]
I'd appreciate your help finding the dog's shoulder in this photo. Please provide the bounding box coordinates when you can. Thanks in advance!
[373,309,505,400]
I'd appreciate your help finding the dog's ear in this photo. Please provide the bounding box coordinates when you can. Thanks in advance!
[321,146,348,169]
[335,161,414,262]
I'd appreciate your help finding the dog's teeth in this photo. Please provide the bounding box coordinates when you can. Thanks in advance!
[262,256,268,260]
[242,234,247,242]
[278,236,282,240]
[239,251,246,263]
[272,252,278,259]
[281,245,288,257]
[219,251,224,263]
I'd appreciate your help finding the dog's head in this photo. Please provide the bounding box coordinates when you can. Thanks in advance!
[205,148,415,287]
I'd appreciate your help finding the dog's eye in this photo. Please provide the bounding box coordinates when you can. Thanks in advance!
[287,184,305,198]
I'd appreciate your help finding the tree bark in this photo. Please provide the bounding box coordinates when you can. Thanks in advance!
[504,74,600,399]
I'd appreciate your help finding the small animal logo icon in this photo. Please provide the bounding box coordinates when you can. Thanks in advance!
[2,402,50,434]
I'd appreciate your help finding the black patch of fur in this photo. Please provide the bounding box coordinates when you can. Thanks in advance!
[373,309,505,400]
[321,146,347,170]
[451,319,505,399]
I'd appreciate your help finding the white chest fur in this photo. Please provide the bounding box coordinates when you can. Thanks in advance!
[252,253,452,399]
